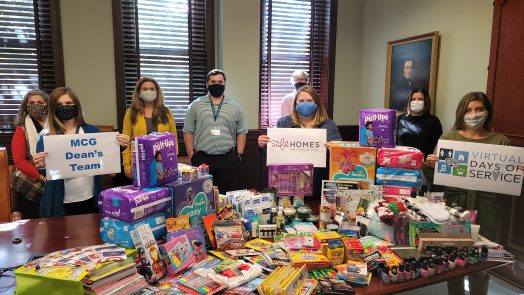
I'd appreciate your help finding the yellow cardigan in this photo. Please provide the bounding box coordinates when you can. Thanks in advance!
[122,107,178,172]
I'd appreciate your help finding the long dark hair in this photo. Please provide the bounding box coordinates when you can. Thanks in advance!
[452,92,493,131]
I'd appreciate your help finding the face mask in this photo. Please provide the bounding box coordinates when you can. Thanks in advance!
[208,84,225,98]
[296,101,318,117]
[294,82,307,91]
[26,104,48,120]
[140,90,157,102]
[410,101,424,114]
[55,104,79,121]
[464,111,488,130]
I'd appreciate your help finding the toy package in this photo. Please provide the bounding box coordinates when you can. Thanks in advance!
[129,224,166,283]
[100,213,166,248]
[99,185,171,222]
[376,167,422,187]
[377,146,424,169]
[214,220,246,251]
[320,180,379,222]
[166,175,214,227]
[158,234,196,275]
[166,226,208,262]
[132,132,178,188]
[359,109,396,148]
[329,141,376,182]
[268,163,314,196]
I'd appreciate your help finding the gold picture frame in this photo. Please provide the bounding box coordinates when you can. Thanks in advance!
[385,31,440,113]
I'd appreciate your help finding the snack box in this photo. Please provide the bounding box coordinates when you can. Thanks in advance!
[165,175,214,226]
[100,213,166,248]
[377,146,424,169]
[99,185,171,222]
[268,163,314,196]
[329,141,377,182]
[132,132,178,188]
[359,109,396,148]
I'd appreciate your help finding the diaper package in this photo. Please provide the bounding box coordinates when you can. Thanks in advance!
[376,167,422,187]
[359,109,396,148]
[132,132,178,188]
[99,185,171,222]
[377,146,424,169]
[100,213,167,248]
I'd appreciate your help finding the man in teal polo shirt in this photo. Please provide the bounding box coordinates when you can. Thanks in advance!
[183,69,248,193]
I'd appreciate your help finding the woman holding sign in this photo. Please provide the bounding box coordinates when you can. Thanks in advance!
[11,89,49,219]
[33,87,130,217]
[121,77,177,180]
[258,85,342,199]
[424,92,508,295]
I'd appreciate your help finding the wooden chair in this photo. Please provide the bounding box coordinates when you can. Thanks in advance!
[0,148,13,222]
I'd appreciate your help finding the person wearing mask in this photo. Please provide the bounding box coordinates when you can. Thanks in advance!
[33,87,130,217]
[423,91,510,295]
[258,85,342,199]
[281,70,309,117]
[396,88,442,158]
[11,89,49,218]
[122,77,177,180]
[183,69,248,194]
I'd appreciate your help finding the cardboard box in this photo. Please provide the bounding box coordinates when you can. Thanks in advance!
[417,233,474,252]
[165,175,214,226]
[329,142,377,182]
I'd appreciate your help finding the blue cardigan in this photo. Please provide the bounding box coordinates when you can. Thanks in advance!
[37,124,104,217]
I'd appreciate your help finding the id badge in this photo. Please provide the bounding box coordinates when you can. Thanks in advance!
[211,129,221,136]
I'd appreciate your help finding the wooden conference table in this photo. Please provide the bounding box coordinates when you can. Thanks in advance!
[0,213,507,295]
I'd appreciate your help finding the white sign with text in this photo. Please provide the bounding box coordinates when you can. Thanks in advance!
[433,139,524,196]
[44,132,121,180]
[266,128,327,167]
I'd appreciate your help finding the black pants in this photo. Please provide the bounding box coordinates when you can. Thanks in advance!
[191,149,239,194]
[15,192,40,219]
[64,197,99,216]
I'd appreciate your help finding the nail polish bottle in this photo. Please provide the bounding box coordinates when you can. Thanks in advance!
[376,262,384,276]
[398,263,405,282]
[480,246,489,262]
[462,251,469,264]
[442,255,449,272]
[412,262,420,279]
[421,262,430,278]
[390,265,398,283]
[404,263,412,281]
[428,262,436,277]
[436,258,444,274]
[468,249,477,264]
[448,254,457,270]
[382,266,391,284]
[457,254,466,268]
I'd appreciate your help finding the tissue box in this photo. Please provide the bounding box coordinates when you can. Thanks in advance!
[359,109,396,148]
[100,213,167,248]
[328,142,376,182]
[377,146,424,169]
[132,132,178,188]
[165,175,214,226]
[268,163,314,196]
[99,185,171,222]
[376,167,422,187]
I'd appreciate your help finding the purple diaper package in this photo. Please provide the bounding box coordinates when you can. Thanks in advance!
[359,109,396,148]
[99,185,172,222]
[132,132,178,188]
[268,163,314,196]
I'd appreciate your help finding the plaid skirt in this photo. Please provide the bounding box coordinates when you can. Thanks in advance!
[12,169,44,203]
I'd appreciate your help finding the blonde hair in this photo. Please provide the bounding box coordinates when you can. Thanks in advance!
[130,77,170,125]
[291,85,328,127]
[47,87,86,135]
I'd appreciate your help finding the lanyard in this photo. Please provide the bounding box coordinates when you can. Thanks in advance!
[209,97,224,122]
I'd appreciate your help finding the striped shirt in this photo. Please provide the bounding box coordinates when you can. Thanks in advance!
[183,95,248,155]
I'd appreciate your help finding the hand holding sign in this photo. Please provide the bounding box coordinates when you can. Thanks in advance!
[266,128,327,167]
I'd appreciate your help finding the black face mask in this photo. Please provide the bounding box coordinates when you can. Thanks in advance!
[208,84,225,98]
[294,82,307,91]
[55,104,79,121]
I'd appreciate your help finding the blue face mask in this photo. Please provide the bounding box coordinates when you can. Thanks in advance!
[295,101,318,117]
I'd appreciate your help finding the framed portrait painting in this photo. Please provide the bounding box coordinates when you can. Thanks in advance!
[385,31,440,113]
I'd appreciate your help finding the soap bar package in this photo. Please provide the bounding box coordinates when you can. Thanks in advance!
[99,185,171,222]
[132,132,178,188]
[359,109,396,148]
[329,142,377,182]
[100,213,167,248]
[268,163,314,196]
[165,175,214,226]
[377,146,424,169]
[376,167,422,188]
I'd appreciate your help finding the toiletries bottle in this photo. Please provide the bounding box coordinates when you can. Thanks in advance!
[449,254,457,270]
[428,262,436,277]
[480,246,489,262]
[381,266,391,284]
[390,266,398,283]
[412,262,420,279]
[404,263,411,281]
[421,262,430,278]
[252,215,259,238]
[457,254,466,268]
[270,207,277,224]
[398,263,405,282]
[276,211,285,232]
[468,249,477,264]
